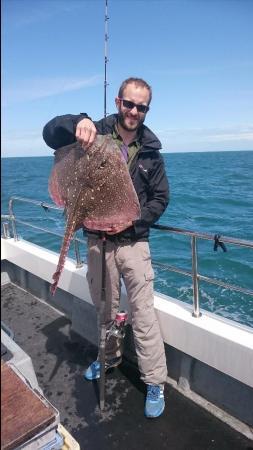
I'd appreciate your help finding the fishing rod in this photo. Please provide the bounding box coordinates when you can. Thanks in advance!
[104,0,109,118]
[99,1,128,412]
[99,0,109,412]
[99,234,107,411]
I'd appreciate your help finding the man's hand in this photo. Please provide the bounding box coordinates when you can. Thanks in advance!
[106,221,133,235]
[76,118,97,149]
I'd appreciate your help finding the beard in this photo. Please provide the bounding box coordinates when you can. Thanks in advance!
[118,109,145,132]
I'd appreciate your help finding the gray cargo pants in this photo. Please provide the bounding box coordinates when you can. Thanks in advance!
[86,236,167,385]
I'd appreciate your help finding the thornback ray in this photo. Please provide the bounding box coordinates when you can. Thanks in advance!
[48,134,141,295]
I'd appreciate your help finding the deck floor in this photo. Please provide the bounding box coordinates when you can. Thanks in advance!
[1,283,252,450]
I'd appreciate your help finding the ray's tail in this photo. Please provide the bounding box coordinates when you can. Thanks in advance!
[50,217,76,296]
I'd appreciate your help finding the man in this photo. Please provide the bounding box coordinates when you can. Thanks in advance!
[43,77,169,418]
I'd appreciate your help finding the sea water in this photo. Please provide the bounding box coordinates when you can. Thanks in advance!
[1,151,253,327]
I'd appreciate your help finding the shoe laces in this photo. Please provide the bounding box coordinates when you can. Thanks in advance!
[147,385,161,401]
[92,361,100,369]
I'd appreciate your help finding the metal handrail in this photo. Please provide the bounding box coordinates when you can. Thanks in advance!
[152,260,253,296]
[6,196,84,267]
[1,196,253,318]
[151,223,253,249]
[151,224,253,317]
[9,196,62,213]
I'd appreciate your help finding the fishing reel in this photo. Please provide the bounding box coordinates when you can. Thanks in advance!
[106,311,128,340]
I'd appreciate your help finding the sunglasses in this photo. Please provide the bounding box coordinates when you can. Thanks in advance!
[119,98,150,114]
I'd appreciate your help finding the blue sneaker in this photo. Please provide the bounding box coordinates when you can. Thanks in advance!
[84,357,122,381]
[144,384,165,418]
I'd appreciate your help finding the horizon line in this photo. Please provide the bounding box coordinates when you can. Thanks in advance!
[2,149,253,159]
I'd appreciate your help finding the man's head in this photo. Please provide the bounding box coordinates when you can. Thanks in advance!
[115,78,152,132]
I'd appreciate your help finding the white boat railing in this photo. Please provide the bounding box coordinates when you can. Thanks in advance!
[1,196,253,318]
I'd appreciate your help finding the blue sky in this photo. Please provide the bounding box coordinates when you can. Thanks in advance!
[2,0,253,157]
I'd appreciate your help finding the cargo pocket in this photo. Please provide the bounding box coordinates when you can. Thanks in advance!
[144,267,154,282]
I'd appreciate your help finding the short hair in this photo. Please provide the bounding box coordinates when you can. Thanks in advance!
[118,77,152,105]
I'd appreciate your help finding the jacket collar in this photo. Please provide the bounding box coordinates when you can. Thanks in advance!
[98,114,162,151]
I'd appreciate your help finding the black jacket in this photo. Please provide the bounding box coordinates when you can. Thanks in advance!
[43,113,169,241]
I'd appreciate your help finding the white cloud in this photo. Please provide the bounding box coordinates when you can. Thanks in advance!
[157,124,253,152]
[206,130,253,143]
[2,75,102,106]
[1,129,51,157]
[2,124,253,158]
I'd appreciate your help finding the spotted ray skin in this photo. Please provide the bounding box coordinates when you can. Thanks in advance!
[48,134,141,295]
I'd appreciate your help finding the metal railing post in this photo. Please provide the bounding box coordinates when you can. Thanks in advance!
[74,235,83,268]
[191,236,202,318]
[2,222,11,239]
[8,198,18,240]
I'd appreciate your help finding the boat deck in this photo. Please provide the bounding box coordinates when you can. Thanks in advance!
[1,283,252,450]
